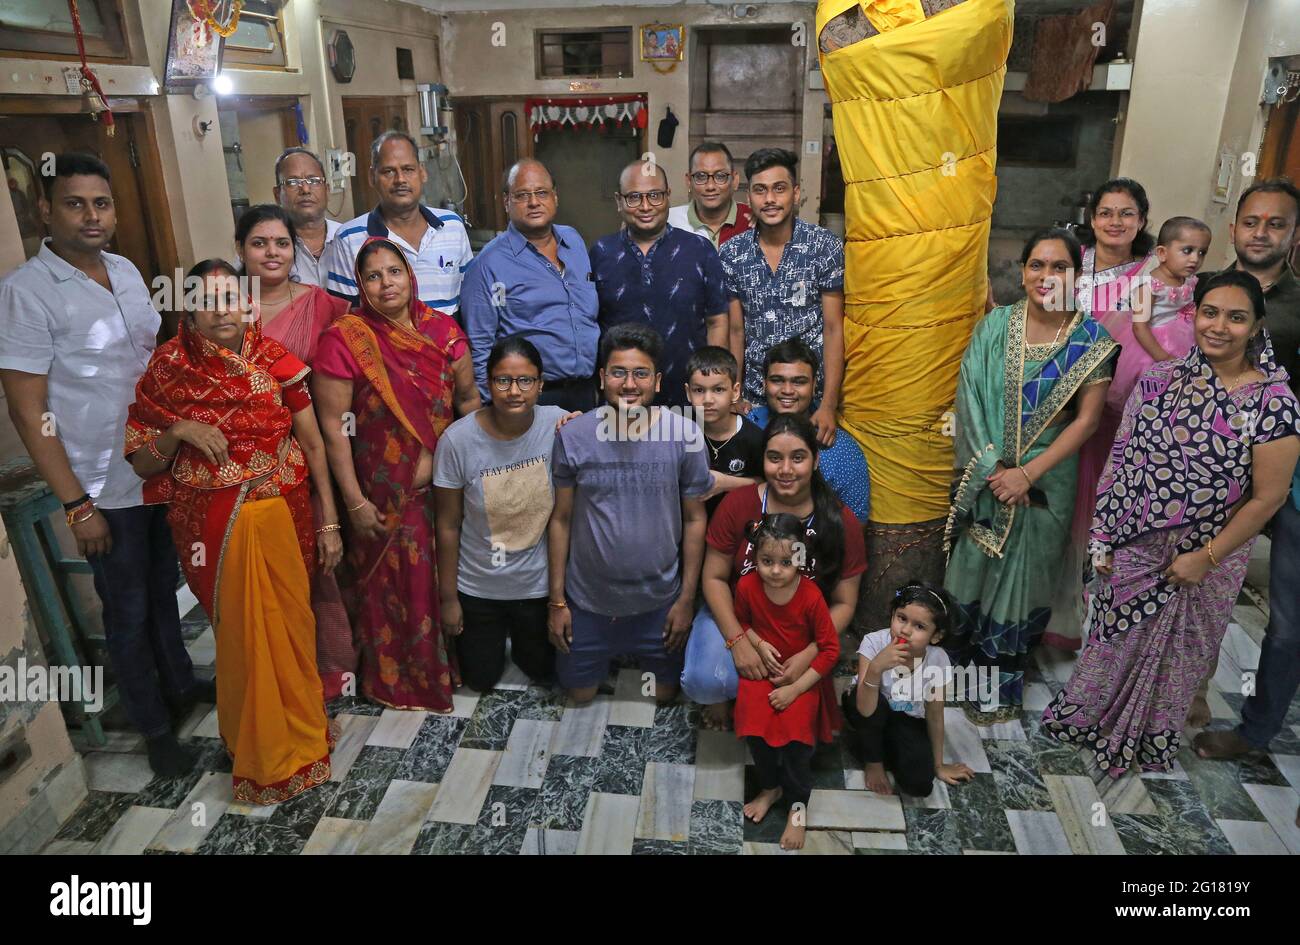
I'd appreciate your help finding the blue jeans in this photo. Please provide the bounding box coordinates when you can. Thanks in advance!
[1238,499,1300,748]
[680,604,739,704]
[87,505,197,739]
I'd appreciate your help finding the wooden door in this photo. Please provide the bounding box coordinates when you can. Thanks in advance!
[0,106,171,286]
[342,97,410,217]
[453,101,492,231]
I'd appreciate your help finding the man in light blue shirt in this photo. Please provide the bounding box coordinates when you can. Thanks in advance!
[323,132,472,317]
[461,159,600,410]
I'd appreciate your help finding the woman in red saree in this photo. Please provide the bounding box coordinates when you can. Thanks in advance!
[126,259,342,804]
[313,237,480,711]
[236,203,356,700]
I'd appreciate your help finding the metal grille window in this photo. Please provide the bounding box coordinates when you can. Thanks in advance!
[536,29,632,79]
[223,0,288,69]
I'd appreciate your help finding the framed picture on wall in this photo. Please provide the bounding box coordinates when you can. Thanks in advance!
[640,24,684,62]
[164,0,224,88]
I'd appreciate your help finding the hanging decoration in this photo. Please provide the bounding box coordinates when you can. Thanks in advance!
[187,0,244,39]
[524,94,648,140]
[66,0,113,136]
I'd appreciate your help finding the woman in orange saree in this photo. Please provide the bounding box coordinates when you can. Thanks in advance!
[238,203,357,700]
[313,237,480,711]
[126,259,342,804]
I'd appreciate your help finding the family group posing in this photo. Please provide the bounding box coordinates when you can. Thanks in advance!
[2,141,1298,851]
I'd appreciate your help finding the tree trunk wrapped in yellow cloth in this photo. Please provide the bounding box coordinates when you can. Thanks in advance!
[817,0,1013,526]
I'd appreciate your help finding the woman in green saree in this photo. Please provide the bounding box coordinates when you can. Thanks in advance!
[944,228,1118,723]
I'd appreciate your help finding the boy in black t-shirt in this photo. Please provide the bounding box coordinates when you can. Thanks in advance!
[685,346,765,517]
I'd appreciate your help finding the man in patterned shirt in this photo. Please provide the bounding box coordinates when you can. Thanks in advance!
[721,148,845,447]
[589,159,728,409]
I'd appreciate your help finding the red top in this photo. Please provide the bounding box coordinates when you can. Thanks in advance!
[707,483,866,598]
[717,202,754,246]
[732,572,841,747]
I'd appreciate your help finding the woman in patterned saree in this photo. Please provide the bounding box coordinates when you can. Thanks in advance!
[236,203,355,700]
[313,237,480,711]
[944,228,1118,723]
[126,259,341,803]
[1042,270,1300,775]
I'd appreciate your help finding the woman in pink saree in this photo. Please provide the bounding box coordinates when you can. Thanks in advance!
[236,204,355,700]
[313,237,480,710]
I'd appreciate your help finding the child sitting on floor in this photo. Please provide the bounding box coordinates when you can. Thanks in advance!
[733,513,840,850]
[842,581,975,797]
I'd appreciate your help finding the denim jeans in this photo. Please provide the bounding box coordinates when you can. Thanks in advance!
[87,504,197,739]
[1238,499,1300,748]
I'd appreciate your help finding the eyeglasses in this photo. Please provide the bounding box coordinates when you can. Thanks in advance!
[491,375,539,392]
[749,182,792,198]
[605,367,654,381]
[618,190,667,208]
[1094,208,1140,221]
[690,171,732,185]
[508,188,555,204]
[280,177,326,189]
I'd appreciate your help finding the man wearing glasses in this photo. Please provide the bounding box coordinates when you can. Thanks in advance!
[720,147,845,445]
[273,147,340,288]
[667,142,753,250]
[589,160,728,408]
[461,159,600,409]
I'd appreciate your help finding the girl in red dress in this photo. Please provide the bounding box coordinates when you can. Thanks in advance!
[733,514,840,850]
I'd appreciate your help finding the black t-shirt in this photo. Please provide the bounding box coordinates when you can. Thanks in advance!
[704,416,765,517]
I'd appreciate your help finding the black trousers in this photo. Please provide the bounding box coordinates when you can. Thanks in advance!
[841,690,935,797]
[535,377,598,413]
[455,593,555,692]
[747,736,815,808]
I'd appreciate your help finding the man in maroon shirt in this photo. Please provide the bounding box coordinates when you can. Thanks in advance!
[668,142,753,249]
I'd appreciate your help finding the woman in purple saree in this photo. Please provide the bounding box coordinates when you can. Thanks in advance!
[1043,270,1300,775]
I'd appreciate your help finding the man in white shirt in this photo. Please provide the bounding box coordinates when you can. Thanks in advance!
[323,131,473,318]
[0,153,208,777]
[273,146,341,288]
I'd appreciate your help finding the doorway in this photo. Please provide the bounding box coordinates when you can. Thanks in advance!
[215,96,303,225]
[534,124,641,245]
[341,97,411,218]
[0,100,175,284]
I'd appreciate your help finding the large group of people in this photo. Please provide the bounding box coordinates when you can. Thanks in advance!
[1,135,1298,851]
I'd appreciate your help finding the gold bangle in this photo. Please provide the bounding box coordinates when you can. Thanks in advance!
[548,600,568,610]
[316,523,341,534]
[1205,538,1220,568]
[145,437,176,463]
[1018,466,1033,487]
[67,503,96,526]
[346,499,368,513]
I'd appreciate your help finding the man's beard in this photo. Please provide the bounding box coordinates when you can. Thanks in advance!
[1237,242,1290,271]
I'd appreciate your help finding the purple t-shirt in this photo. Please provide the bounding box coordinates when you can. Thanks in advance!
[552,405,713,616]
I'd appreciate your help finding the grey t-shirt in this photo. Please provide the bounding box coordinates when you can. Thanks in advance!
[433,405,568,600]
[552,405,714,617]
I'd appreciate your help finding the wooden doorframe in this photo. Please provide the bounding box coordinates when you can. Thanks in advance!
[0,95,177,281]
[218,94,304,151]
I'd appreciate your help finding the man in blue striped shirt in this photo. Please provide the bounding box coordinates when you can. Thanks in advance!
[461,158,600,409]
[323,131,472,318]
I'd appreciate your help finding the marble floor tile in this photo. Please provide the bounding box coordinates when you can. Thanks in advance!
[92,806,172,854]
[634,762,695,841]
[325,746,405,821]
[392,715,468,783]
[301,817,368,855]
[1006,809,1072,854]
[1216,818,1290,855]
[549,695,611,757]
[592,725,650,795]
[1023,682,1054,715]
[55,792,139,844]
[536,755,600,831]
[1206,687,1238,721]
[1177,748,1270,821]
[987,740,1052,812]
[647,703,697,765]
[576,793,639,854]
[84,752,157,794]
[632,838,688,854]
[982,720,1027,741]
[608,668,657,727]
[903,808,962,854]
[1221,622,1261,677]
[75,731,145,755]
[797,830,855,855]
[365,709,429,750]
[354,780,439,855]
[1092,769,1158,815]
[1241,784,1300,854]
[450,689,480,719]
[191,706,222,740]
[493,719,556,789]
[692,730,746,802]
[328,713,381,782]
[41,840,97,855]
[899,779,951,810]
[187,627,216,667]
[1113,813,1194,855]
[1230,603,1267,648]
[175,703,212,741]
[1034,647,1076,685]
[225,798,277,820]
[1269,753,1300,790]
[689,799,743,855]
[806,789,905,832]
[460,690,527,750]
[426,748,501,825]
[851,830,908,850]
[942,708,992,773]
[1142,778,1234,855]
[146,772,233,853]
[494,661,532,691]
[520,828,580,855]
[1042,774,1126,855]
[742,841,790,855]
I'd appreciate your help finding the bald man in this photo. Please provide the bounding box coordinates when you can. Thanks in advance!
[589,159,728,408]
[461,158,601,409]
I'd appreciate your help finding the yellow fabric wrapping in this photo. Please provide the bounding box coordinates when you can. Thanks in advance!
[818,0,1014,524]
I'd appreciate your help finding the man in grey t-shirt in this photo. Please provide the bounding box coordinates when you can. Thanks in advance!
[548,323,713,704]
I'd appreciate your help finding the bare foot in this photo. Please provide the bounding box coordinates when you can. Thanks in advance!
[701,702,733,731]
[865,762,893,795]
[743,787,782,823]
[1185,696,1211,729]
[779,807,806,850]
[1193,729,1258,761]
